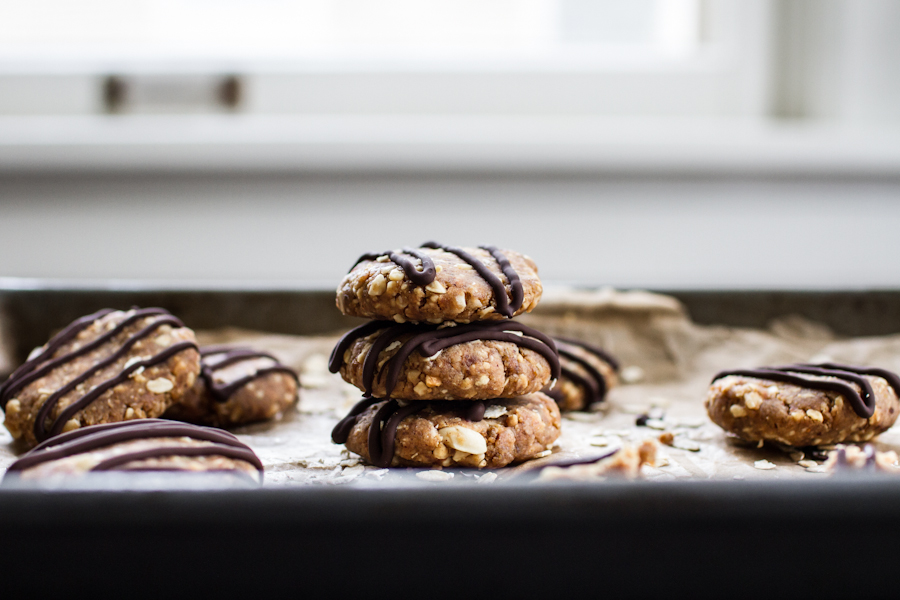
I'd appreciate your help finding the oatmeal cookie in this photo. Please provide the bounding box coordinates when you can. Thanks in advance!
[545,338,619,411]
[333,392,561,468]
[164,345,299,427]
[336,242,542,323]
[0,308,200,448]
[329,320,559,401]
[706,363,900,447]
[4,419,262,481]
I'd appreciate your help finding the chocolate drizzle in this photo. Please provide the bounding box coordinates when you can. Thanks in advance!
[549,337,619,407]
[328,320,560,398]
[199,345,299,402]
[353,247,436,286]
[712,363,900,419]
[0,308,199,442]
[331,397,487,468]
[351,242,525,318]
[6,419,263,480]
[422,242,523,318]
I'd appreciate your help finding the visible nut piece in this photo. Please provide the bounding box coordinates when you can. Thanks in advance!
[730,404,748,418]
[806,409,824,423]
[62,419,81,433]
[367,274,387,296]
[425,280,447,294]
[439,425,488,455]
[743,391,762,410]
[147,378,174,394]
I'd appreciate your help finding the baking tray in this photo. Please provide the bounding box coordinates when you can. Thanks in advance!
[2,281,900,598]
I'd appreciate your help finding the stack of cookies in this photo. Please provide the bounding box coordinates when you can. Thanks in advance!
[329,242,562,469]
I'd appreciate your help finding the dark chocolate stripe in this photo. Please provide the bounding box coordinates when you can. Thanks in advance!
[711,363,900,419]
[31,314,195,441]
[553,338,619,406]
[10,419,247,471]
[44,340,198,440]
[555,337,620,372]
[480,244,524,315]
[333,398,487,467]
[90,444,262,476]
[329,320,559,398]
[328,320,390,373]
[1,308,123,408]
[199,346,299,402]
[2,309,174,409]
[422,241,519,317]
[353,247,436,286]
[367,400,424,468]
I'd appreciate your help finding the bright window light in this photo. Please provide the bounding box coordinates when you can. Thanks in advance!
[0,0,701,69]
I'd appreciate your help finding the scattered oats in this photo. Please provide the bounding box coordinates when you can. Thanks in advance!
[483,405,508,419]
[754,459,777,470]
[533,449,553,458]
[687,429,715,441]
[798,460,818,469]
[416,470,454,482]
[476,473,498,485]
[123,356,144,370]
[655,455,670,467]
[146,378,174,394]
[806,409,824,423]
[672,438,701,452]
[645,419,666,430]
[806,465,828,473]
[590,436,613,447]
[27,346,45,360]
[619,365,645,384]
[366,469,391,481]
[790,451,805,462]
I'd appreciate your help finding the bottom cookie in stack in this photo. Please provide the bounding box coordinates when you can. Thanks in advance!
[4,419,263,483]
[332,393,561,468]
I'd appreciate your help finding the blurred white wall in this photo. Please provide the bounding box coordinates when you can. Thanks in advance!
[1,172,898,290]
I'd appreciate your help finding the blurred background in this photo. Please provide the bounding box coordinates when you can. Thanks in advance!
[0,0,898,290]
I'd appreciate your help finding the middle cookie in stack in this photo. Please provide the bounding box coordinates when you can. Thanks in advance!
[330,242,562,469]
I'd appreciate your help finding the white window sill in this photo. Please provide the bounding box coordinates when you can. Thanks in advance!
[0,114,898,175]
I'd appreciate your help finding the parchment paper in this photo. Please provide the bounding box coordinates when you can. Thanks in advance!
[4,288,900,485]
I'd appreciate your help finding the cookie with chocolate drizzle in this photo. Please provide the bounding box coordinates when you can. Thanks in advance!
[164,345,299,428]
[706,363,900,447]
[1,308,200,448]
[336,242,542,323]
[333,392,561,468]
[330,320,560,401]
[4,419,263,482]
[544,338,619,411]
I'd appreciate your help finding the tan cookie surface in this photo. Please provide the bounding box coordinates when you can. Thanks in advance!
[339,329,552,401]
[337,245,541,323]
[548,340,619,412]
[15,437,260,479]
[165,349,298,427]
[2,309,200,448]
[706,372,900,447]
[345,392,561,468]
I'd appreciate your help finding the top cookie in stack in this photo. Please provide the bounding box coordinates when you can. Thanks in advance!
[336,242,542,323]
